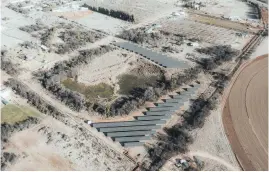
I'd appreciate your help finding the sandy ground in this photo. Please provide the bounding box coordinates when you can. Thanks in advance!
[250,36,268,59]
[180,0,261,23]
[158,16,253,49]
[1,7,37,48]
[188,107,241,171]
[223,55,268,170]
[74,12,131,35]
[78,49,136,86]
[4,116,135,171]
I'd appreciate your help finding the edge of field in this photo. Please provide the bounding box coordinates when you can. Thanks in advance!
[221,54,268,171]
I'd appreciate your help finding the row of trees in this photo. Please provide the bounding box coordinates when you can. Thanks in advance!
[82,4,135,22]
[118,28,164,44]
[4,78,74,126]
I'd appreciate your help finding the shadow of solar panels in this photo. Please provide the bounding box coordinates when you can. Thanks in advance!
[121,142,145,147]
[134,114,171,120]
[91,82,201,147]
[155,102,184,107]
[113,41,190,68]
[163,98,187,103]
[142,111,173,116]
[147,106,179,111]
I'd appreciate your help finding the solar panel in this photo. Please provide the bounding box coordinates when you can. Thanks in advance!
[143,111,174,116]
[115,136,151,142]
[122,142,144,147]
[114,42,190,68]
[148,106,179,112]
[93,119,166,128]
[106,130,155,137]
[99,125,162,132]
[135,114,171,121]
[156,102,184,107]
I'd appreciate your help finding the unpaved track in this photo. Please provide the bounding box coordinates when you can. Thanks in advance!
[189,151,239,171]
[223,55,268,170]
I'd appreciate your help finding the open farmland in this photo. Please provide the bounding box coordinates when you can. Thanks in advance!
[223,55,268,170]
[158,17,253,50]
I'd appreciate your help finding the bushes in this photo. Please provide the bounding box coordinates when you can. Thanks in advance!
[146,93,219,170]
[170,67,201,89]
[118,28,163,44]
[19,23,47,33]
[1,56,19,75]
[199,58,217,71]
[145,125,193,170]
[1,152,17,170]
[56,30,102,54]
[1,116,39,143]
[6,3,27,14]
[196,45,239,71]
[4,78,69,122]
[35,46,114,112]
[182,95,218,129]
[82,4,134,22]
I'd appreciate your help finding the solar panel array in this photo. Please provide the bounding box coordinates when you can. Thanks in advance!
[113,41,190,68]
[91,83,200,147]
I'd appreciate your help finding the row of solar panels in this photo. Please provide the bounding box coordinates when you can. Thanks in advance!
[113,41,190,68]
[91,84,200,147]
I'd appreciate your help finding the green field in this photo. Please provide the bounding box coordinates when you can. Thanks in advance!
[118,74,159,95]
[61,78,114,101]
[1,104,40,124]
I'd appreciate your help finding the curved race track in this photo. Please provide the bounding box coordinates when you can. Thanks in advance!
[223,55,268,171]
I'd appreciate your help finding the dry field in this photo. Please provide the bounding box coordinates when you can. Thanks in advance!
[83,0,178,23]
[158,17,253,50]
[3,116,134,171]
[178,0,261,23]
[223,55,268,170]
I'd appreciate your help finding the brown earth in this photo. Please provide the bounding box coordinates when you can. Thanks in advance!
[261,8,268,26]
[223,54,268,170]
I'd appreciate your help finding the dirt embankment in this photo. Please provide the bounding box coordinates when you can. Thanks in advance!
[222,54,268,171]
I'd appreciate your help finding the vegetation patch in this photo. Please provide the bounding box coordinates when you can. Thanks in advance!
[61,78,114,101]
[118,74,160,95]
[1,104,40,124]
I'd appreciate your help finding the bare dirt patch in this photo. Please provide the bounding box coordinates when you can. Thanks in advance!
[223,54,268,170]
[3,116,134,171]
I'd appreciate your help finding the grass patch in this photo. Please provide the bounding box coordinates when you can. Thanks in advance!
[61,78,114,101]
[118,74,159,95]
[1,104,40,124]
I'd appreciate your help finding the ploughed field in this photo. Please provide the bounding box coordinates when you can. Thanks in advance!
[223,55,268,170]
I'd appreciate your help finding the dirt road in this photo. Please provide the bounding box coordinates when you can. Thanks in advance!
[189,151,239,171]
[222,54,268,170]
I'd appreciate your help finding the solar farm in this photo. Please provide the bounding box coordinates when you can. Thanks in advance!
[1,0,267,170]
[92,83,200,147]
